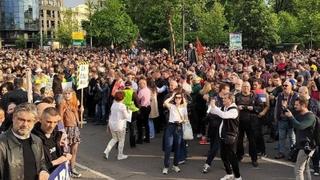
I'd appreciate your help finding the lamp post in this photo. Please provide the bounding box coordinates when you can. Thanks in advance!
[182,0,185,51]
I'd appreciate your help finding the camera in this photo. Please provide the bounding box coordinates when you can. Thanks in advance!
[304,141,312,155]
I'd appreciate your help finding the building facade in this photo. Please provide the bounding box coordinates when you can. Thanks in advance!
[0,0,40,46]
[40,0,63,41]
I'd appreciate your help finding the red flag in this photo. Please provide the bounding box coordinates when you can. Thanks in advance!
[195,37,205,56]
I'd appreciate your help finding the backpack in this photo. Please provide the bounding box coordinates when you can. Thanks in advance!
[313,116,320,146]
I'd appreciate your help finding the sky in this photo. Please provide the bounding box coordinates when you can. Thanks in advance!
[64,0,85,8]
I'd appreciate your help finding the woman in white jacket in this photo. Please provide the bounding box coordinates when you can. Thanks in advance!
[104,91,130,160]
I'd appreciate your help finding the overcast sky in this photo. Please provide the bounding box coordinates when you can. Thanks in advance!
[64,0,85,8]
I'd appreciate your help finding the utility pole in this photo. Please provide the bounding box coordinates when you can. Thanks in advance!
[182,0,185,51]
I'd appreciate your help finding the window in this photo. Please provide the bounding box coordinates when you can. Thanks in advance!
[47,10,51,17]
[51,20,55,28]
[40,10,43,17]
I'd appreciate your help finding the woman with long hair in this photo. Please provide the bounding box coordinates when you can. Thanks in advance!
[104,91,130,160]
[162,92,188,174]
[59,88,82,178]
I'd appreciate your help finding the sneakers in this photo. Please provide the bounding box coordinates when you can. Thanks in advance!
[235,177,243,180]
[220,174,234,180]
[202,163,210,173]
[199,137,210,145]
[252,161,259,167]
[104,152,109,159]
[162,168,168,175]
[117,154,128,160]
[172,165,181,172]
[71,169,82,178]
[314,169,320,176]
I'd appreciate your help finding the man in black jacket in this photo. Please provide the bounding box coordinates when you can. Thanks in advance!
[209,92,242,180]
[32,107,72,173]
[202,83,230,173]
[235,81,262,167]
[0,103,49,180]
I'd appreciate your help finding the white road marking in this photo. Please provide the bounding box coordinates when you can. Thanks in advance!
[261,157,295,167]
[76,155,294,179]
[76,163,116,180]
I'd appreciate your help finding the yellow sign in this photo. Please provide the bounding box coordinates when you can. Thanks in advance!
[72,32,84,40]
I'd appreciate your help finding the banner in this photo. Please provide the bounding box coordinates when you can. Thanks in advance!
[72,32,84,40]
[229,33,242,50]
[77,62,89,90]
[49,163,70,180]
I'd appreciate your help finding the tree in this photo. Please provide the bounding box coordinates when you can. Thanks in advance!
[197,2,228,46]
[15,35,26,49]
[88,0,138,47]
[234,0,280,48]
[278,11,300,43]
[56,9,79,47]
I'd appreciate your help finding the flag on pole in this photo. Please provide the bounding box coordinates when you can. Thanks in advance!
[195,37,205,56]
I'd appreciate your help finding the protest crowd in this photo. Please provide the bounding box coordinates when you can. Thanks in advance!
[0,44,319,180]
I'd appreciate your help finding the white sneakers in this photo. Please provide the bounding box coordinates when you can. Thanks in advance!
[162,168,168,174]
[172,166,181,172]
[202,163,210,173]
[220,174,234,180]
[104,152,109,159]
[220,174,243,180]
[162,166,181,174]
[117,154,128,160]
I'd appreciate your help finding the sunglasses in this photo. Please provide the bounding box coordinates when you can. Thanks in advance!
[175,96,182,99]
[283,84,289,87]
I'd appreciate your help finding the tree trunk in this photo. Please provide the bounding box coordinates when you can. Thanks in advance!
[167,12,176,56]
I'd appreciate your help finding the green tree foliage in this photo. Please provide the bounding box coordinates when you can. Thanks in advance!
[88,0,138,47]
[278,11,300,43]
[197,2,228,46]
[234,0,280,48]
[15,35,26,49]
[56,9,79,47]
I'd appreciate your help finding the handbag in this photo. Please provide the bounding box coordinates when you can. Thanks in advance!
[175,106,194,140]
[182,121,194,140]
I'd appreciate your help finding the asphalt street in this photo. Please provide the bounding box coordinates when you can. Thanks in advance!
[75,123,320,180]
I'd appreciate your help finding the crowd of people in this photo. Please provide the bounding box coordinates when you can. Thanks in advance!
[0,44,319,180]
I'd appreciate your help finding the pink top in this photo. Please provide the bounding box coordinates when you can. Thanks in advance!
[138,87,151,107]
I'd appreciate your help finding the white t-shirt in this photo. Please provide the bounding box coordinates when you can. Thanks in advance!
[168,105,188,123]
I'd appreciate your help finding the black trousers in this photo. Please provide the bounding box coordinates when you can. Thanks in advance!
[205,126,220,165]
[128,111,138,147]
[254,118,266,154]
[137,106,151,141]
[236,120,258,162]
[221,139,241,178]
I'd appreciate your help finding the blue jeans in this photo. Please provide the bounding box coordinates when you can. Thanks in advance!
[164,123,182,168]
[278,120,296,154]
[149,119,155,138]
[95,103,106,123]
[178,139,187,162]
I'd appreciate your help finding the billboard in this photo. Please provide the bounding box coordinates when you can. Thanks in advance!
[229,33,242,50]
